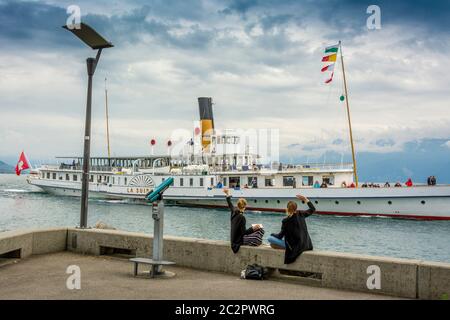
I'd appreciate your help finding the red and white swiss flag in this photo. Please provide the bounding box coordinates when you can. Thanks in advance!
[15,151,30,176]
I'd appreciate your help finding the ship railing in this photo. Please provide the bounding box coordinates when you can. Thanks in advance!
[206,163,354,174]
[279,163,354,171]
[56,164,127,172]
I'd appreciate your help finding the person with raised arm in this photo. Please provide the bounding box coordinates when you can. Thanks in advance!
[223,188,264,253]
[268,195,316,264]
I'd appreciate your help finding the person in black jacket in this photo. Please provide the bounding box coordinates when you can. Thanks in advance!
[223,188,264,253]
[268,195,316,264]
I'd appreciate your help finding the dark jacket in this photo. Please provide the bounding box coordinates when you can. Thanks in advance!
[271,201,316,264]
[227,196,254,253]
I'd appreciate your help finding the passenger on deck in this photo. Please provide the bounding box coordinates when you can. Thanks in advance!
[428,176,437,186]
[216,181,223,188]
[313,181,320,188]
[341,181,347,188]
[267,195,316,264]
[395,182,402,187]
[349,182,356,188]
[320,182,328,188]
[223,188,264,253]
[405,178,413,187]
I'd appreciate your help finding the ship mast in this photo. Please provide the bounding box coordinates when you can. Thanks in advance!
[104,77,111,159]
[339,41,359,187]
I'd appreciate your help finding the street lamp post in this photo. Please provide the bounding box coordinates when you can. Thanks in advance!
[63,23,113,228]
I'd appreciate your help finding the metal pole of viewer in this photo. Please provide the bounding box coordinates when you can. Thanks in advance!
[152,199,164,275]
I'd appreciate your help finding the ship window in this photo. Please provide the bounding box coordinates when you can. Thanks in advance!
[277,200,280,204]
[180,178,184,187]
[46,172,50,179]
[265,178,274,187]
[66,174,69,181]
[124,177,127,185]
[118,177,121,185]
[73,175,78,182]
[52,173,56,180]
[248,177,258,188]
[335,201,339,205]
[388,201,392,205]
[323,176,334,186]
[190,178,194,187]
[229,177,240,188]
[265,200,269,204]
[283,176,295,187]
[223,178,227,186]
[315,201,319,204]
[98,176,101,183]
[357,201,361,205]
[254,200,257,203]
[302,176,314,186]
[421,200,426,205]
[59,175,63,180]
[90,175,94,182]
[211,177,214,186]
[112,177,115,184]
[200,178,204,187]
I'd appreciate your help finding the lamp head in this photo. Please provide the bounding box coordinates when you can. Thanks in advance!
[63,22,113,50]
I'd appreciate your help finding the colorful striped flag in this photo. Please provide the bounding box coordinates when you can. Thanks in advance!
[325,72,334,84]
[322,43,339,84]
[322,54,337,62]
[325,44,339,54]
[321,64,335,72]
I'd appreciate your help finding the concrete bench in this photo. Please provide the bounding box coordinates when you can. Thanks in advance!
[129,257,175,278]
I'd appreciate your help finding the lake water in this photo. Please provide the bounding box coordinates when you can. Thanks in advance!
[0,174,449,262]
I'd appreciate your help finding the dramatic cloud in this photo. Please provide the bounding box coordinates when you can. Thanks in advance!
[0,0,449,182]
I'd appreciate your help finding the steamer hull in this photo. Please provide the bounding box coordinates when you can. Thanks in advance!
[29,176,450,220]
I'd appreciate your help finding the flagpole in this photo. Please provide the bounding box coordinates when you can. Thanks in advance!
[105,78,111,159]
[339,40,359,187]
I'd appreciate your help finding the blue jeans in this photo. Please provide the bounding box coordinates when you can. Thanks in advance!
[267,235,286,248]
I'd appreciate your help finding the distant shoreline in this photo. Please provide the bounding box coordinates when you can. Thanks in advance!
[0,160,14,174]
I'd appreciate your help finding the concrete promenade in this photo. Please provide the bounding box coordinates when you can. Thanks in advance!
[1,227,449,299]
[0,251,400,300]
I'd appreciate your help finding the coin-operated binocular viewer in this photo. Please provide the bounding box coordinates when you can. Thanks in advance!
[129,177,175,278]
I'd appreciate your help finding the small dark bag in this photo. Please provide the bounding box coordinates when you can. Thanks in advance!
[244,264,269,280]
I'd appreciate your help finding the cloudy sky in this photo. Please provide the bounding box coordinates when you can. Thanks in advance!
[0,0,449,181]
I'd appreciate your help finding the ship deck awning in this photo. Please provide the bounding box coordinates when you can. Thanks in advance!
[55,156,172,169]
[55,156,171,160]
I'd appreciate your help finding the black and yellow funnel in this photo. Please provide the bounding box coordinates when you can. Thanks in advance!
[198,97,214,150]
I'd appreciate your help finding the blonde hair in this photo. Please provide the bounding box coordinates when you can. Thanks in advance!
[237,198,247,213]
[286,201,298,216]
